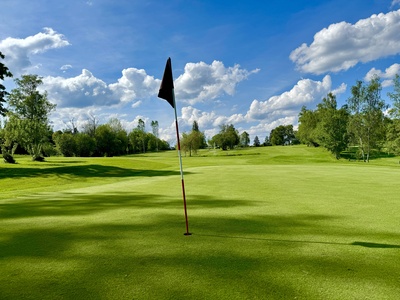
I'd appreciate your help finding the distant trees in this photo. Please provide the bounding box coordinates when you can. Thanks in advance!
[253,136,260,147]
[239,131,250,147]
[181,121,206,156]
[269,125,296,146]
[210,124,240,150]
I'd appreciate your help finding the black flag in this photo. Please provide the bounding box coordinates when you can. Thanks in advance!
[158,57,175,108]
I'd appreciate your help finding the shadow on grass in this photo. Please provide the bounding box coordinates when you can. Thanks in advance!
[351,241,400,248]
[0,164,182,179]
[0,192,260,219]
[1,191,400,299]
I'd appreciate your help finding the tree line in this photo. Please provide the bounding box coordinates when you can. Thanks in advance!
[2,51,400,162]
[297,75,400,161]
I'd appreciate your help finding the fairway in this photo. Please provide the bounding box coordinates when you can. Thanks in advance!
[1,146,400,299]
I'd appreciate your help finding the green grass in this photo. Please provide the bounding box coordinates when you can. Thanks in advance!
[1,146,400,299]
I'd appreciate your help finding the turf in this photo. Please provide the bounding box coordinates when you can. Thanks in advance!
[1,146,400,299]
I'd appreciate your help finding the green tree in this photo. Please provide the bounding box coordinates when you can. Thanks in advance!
[151,120,159,151]
[136,119,147,153]
[239,131,250,147]
[253,135,260,147]
[388,74,400,119]
[181,121,206,156]
[210,124,240,150]
[297,106,319,147]
[5,75,56,161]
[95,124,118,156]
[315,93,349,159]
[0,51,13,117]
[269,125,295,146]
[75,133,96,157]
[347,77,386,162]
[386,74,400,154]
[53,131,76,157]
[108,118,128,155]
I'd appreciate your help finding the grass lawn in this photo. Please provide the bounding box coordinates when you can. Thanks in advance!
[1,145,400,299]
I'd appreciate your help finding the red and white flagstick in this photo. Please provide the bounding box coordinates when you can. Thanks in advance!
[172,91,191,236]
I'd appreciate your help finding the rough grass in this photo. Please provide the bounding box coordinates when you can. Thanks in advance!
[1,146,400,299]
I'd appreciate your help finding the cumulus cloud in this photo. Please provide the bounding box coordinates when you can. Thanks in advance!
[109,67,160,102]
[0,28,70,75]
[290,10,400,74]
[246,75,333,120]
[364,63,400,87]
[42,69,116,107]
[175,60,259,104]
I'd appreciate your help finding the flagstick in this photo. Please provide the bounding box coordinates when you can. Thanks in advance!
[172,90,191,236]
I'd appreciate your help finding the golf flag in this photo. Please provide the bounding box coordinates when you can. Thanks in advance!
[158,57,191,236]
[158,57,175,108]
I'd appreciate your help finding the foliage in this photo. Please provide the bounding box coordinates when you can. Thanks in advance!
[297,106,319,147]
[5,75,56,161]
[347,77,387,162]
[0,51,13,116]
[315,93,349,159]
[210,124,240,150]
[253,135,260,147]
[181,121,206,156]
[239,131,250,147]
[269,125,296,146]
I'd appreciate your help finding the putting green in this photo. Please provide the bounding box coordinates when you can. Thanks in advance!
[1,146,399,299]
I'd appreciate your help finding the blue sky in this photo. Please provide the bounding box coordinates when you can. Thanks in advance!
[1,0,400,144]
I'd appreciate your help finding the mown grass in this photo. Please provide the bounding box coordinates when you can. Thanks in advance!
[1,145,400,299]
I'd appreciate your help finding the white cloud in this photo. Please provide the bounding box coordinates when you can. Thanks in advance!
[109,68,160,102]
[0,28,70,75]
[290,10,400,74]
[392,0,400,8]
[42,69,116,107]
[246,75,333,120]
[364,63,400,87]
[60,64,72,72]
[175,60,259,104]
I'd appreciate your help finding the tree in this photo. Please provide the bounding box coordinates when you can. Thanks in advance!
[5,75,56,161]
[297,106,319,147]
[210,124,240,150]
[269,125,295,146]
[253,136,260,147]
[181,121,206,156]
[385,74,400,154]
[95,124,117,156]
[0,51,13,117]
[347,77,386,162]
[53,131,76,157]
[315,93,349,159]
[239,131,250,147]
[82,113,98,137]
[108,118,128,155]
[136,119,147,153]
[263,136,271,146]
[388,74,400,119]
[151,120,159,151]
[75,133,96,157]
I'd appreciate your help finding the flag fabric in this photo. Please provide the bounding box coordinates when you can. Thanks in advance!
[158,57,175,108]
